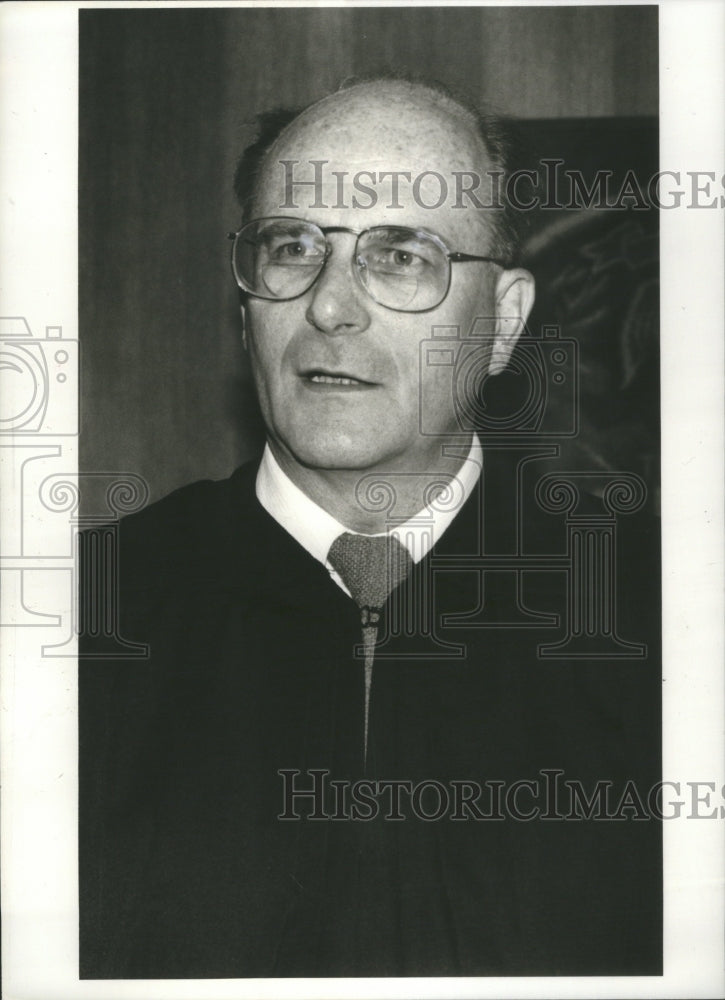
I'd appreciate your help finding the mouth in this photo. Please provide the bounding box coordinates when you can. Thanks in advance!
[301,369,377,389]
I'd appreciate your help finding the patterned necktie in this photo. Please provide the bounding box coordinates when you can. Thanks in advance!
[327,532,413,759]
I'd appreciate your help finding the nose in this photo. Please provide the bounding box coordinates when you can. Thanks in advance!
[304,237,372,336]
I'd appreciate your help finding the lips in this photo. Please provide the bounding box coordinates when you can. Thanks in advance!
[301,368,377,387]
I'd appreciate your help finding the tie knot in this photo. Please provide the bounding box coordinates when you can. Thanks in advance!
[327,532,413,611]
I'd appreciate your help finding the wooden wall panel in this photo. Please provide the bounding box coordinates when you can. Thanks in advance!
[79,6,658,504]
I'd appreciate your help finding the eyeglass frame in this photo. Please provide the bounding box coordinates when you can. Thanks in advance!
[227,217,507,314]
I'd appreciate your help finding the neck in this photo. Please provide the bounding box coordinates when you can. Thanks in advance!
[269,438,474,533]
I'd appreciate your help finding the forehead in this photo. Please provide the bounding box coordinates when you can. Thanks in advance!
[252,85,496,248]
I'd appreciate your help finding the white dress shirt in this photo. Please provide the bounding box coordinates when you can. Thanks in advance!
[256,439,483,596]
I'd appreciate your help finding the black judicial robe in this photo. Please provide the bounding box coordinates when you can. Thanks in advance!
[79,458,662,978]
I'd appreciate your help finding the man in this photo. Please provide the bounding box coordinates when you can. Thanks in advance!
[80,78,661,978]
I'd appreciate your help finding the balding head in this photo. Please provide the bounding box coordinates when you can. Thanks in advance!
[273,78,484,160]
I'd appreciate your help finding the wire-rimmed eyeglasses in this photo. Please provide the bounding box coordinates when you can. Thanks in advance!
[228,217,505,313]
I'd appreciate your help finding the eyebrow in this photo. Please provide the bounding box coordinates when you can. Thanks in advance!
[257,222,314,239]
[365,227,432,246]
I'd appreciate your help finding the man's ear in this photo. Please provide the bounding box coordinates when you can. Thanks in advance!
[489,268,535,374]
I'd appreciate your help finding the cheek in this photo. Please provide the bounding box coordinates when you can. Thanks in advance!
[246,335,272,391]
[245,310,289,388]
[444,271,498,327]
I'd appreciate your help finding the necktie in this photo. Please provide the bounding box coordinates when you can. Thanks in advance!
[327,532,413,759]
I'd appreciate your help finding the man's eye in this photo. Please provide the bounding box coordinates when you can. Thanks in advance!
[264,236,324,264]
[371,247,427,272]
[279,241,307,258]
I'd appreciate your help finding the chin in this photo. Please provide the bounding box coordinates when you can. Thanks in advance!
[287,430,399,472]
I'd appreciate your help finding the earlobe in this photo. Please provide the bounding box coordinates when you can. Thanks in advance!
[489,268,536,374]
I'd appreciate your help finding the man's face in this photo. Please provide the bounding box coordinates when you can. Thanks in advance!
[243,85,533,478]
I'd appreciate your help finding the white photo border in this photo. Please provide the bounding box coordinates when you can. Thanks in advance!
[1,2,723,998]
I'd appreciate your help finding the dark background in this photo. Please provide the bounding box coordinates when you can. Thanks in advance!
[79,5,658,507]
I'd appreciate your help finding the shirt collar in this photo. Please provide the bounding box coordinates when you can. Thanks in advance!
[255,438,482,571]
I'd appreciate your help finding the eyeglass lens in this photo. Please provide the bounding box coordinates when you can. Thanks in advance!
[233,219,451,311]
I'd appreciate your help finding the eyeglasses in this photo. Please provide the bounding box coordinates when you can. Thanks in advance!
[228,217,505,313]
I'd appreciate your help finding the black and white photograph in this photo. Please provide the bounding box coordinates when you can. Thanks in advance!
[1,3,723,998]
